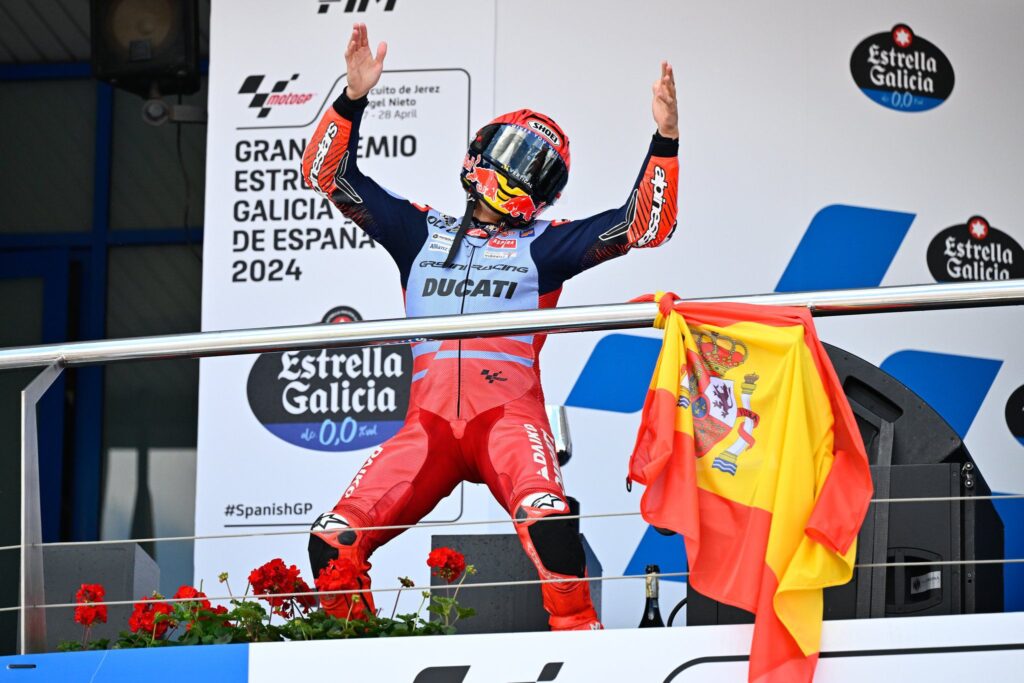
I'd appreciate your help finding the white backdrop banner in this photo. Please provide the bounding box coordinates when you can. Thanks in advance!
[200,0,1024,625]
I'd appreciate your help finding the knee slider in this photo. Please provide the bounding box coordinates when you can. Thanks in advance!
[516,493,586,578]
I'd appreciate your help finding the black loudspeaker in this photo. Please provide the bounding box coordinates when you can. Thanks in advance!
[687,344,1004,625]
[90,0,200,97]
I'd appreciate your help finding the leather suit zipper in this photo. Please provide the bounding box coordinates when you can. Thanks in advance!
[455,241,478,418]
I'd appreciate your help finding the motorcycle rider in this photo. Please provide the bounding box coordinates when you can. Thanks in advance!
[302,22,679,630]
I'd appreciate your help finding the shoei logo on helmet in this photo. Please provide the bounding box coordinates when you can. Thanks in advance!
[528,120,562,147]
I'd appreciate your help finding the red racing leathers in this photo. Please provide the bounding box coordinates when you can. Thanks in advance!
[301,89,678,629]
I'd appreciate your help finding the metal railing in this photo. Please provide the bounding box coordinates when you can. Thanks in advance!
[2,280,1023,370]
[5,278,1024,654]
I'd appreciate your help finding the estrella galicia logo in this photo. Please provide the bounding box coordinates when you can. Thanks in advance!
[850,24,954,112]
[238,74,316,118]
[1006,385,1024,447]
[317,0,397,14]
[927,215,1023,282]
[322,306,361,324]
[246,307,412,451]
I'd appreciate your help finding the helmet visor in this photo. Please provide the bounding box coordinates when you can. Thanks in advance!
[478,125,568,205]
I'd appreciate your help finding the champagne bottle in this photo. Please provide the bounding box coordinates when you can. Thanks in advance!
[638,564,665,628]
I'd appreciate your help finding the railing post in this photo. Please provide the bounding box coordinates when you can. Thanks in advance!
[19,362,63,654]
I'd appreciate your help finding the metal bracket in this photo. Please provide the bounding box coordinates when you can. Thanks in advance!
[19,362,64,655]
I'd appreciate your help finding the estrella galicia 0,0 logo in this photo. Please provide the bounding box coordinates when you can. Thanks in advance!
[246,307,412,451]
[850,24,954,112]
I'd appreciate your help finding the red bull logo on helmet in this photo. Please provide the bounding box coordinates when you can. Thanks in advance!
[502,195,538,222]
[463,154,501,201]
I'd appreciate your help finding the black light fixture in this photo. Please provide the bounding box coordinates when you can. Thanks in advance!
[90,0,204,124]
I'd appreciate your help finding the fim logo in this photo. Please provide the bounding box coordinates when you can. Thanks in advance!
[318,0,397,14]
[238,74,315,118]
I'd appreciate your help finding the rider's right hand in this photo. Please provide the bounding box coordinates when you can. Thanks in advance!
[344,22,387,100]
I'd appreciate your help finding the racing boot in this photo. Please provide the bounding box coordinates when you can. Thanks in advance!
[308,510,376,620]
[513,492,602,631]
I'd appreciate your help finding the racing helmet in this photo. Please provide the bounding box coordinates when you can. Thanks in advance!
[460,110,570,226]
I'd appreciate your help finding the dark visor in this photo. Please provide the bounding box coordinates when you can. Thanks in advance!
[475,124,568,204]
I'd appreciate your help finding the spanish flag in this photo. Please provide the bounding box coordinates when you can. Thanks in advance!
[629,293,872,683]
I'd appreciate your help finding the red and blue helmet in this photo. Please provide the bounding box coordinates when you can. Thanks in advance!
[460,109,570,226]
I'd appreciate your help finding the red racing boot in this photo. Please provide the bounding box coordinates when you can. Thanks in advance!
[309,510,376,620]
[513,492,603,631]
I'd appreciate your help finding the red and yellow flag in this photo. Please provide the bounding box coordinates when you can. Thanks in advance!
[629,293,872,683]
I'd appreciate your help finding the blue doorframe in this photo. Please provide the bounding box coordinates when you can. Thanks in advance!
[0,61,206,542]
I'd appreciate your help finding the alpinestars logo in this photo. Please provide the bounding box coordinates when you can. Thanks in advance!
[309,122,337,196]
[638,166,668,246]
[238,74,316,118]
[311,512,350,532]
[522,493,566,512]
[317,0,397,14]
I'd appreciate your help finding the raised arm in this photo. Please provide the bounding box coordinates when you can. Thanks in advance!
[300,23,424,266]
[533,63,679,284]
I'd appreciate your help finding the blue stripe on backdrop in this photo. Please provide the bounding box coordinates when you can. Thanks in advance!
[992,496,1024,611]
[624,525,688,583]
[0,643,248,681]
[775,205,915,292]
[565,334,660,413]
[880,351,1003,439]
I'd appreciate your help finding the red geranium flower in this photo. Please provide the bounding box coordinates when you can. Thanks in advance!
[73,583,107,627]
[315,558,361,595]
[128,596,174,638]
[172,585,212,611]
[248,558,316,618]
[427,547,466,583]
[173,585,219,630]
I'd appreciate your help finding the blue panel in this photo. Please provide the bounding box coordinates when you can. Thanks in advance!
[992,495,1024,612]
[1,644,248,681]
[0,63,92,81]
[880,351,1002,438]
[565,334,661,413]
[624,525,688,583]
[775,205,915,292]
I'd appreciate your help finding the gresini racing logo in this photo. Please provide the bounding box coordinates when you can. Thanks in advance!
[317,0,397,14]
[850,24,954,112]
[238,74,316,118]
[246,307,412,451]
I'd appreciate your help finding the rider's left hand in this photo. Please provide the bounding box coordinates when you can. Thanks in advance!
[652,61,679,139]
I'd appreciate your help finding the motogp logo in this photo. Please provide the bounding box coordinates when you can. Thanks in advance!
[238,74,316,118]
